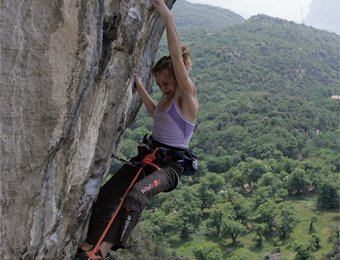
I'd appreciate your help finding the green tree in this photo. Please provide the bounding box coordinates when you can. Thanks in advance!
[303,158,334,188]
[286,168,310,194]
[227,191,251,224]
[229,167,246,189]
[252,223,267,248]
[309,215,318,232]
[204,172,226,192]
[176,186,203,239]
[141,209,172,242]
[252,186,273,208]
[317,179,339,209]
[275,202,300,238]
[221,218,247,245]
[309,234,321,251]
[256,172,276,187]
[206,206,224,236]
[198,184,218,211]
[118,138,138,159]
[198,173,225,210]
[255,200,278,232]
[205,155,230,173]
[293,243,314,260]
[242,158,270,187]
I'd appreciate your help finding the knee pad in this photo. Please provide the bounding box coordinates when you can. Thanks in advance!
[124,188,149,213]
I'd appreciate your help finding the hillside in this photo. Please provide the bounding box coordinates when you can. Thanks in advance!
[112,6,340,260]
[172,0,245,29]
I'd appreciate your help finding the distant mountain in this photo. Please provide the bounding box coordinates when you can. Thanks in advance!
[172,0,245,30]
[304,0,340,34]
[188,14,340,94]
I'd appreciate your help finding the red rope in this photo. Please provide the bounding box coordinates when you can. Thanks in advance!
[88,147,160,259]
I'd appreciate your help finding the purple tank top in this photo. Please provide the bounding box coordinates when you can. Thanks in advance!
[152,100,195,149]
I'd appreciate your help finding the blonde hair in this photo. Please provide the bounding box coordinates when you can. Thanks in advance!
[152,46,192,76]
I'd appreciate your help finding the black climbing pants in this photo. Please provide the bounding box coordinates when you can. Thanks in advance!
[85,156,182,247]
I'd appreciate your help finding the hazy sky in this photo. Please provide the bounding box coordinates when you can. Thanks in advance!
[186,0,313,23]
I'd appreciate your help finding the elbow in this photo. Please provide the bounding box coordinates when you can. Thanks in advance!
[146,103,156,116]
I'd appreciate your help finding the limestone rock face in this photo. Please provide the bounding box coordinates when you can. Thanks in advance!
[0,0,174,259]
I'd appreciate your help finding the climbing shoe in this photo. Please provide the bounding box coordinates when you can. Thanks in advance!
[74,248,104,260]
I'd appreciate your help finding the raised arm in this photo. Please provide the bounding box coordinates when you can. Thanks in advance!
[152,0,195,96]
[134,74,156,117]
[152,0,198,122]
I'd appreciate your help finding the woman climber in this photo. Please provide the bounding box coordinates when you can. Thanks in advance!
[75,0,199,258]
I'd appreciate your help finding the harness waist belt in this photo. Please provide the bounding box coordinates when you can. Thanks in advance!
[143,135,186,160]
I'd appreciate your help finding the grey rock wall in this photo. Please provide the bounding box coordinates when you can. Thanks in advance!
[0,0,174,259]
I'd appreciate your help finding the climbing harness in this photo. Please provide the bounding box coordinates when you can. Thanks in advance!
[143,135,199,176]
[87,147,160,260]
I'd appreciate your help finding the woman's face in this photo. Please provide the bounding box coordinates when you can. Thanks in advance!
[155,71,177,97]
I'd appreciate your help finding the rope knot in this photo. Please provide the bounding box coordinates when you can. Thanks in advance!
[142,147,160,170]
[142,153,156,163]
